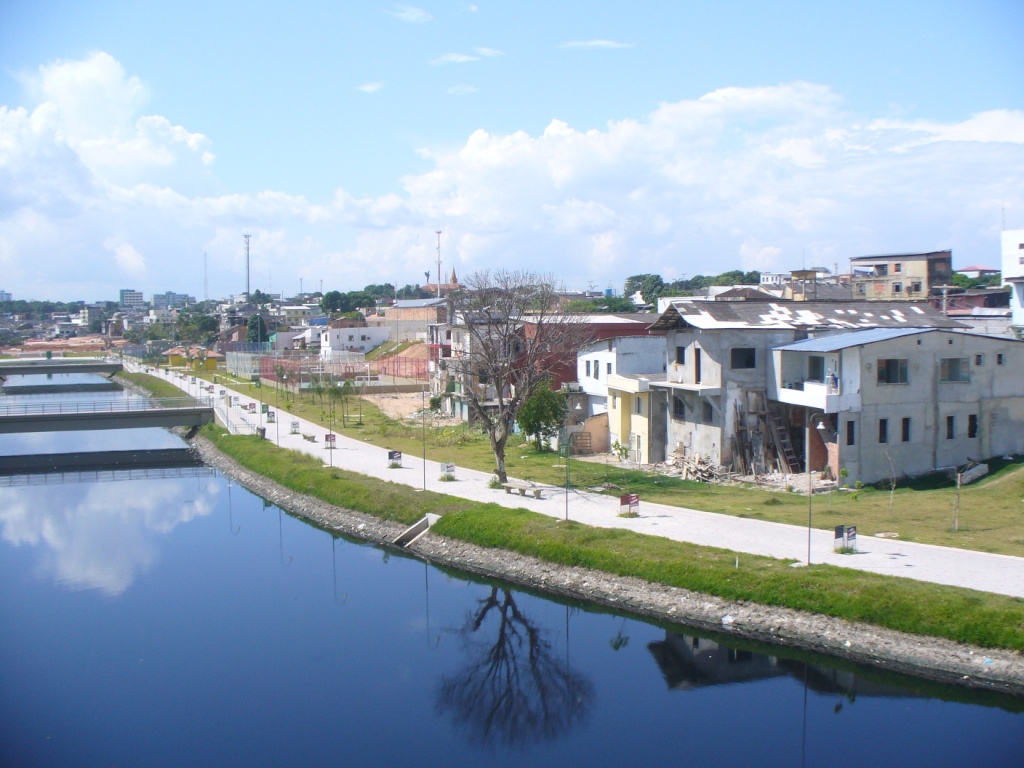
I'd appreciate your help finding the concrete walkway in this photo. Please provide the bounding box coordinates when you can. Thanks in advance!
[136,364,1024,599]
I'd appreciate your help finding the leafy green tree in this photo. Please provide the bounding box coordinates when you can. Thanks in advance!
[246,313,268,343]
[623,274,664,304]
[249,289,271,306]
[950,273,973,289]
[321,290,347,313]
[517,382,567,451]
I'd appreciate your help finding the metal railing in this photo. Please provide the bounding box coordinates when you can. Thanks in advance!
[0,396,212,417]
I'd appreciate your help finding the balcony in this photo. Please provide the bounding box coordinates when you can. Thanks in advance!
[775,379,842,412]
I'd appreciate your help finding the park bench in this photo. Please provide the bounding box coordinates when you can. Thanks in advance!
[502,482,543,499]
[302,433,317,442]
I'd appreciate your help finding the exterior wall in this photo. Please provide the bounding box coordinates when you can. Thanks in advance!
[834,332,1024,484]
[851,253,951,301]
[320,327,389,358]
[663,327,796,466]
[1002,230,1024,328]
[576,336,665,416]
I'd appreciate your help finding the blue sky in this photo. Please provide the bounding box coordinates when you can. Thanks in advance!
[1,1,1022,302]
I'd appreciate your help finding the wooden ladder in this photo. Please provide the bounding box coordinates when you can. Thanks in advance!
[767,403,800,474]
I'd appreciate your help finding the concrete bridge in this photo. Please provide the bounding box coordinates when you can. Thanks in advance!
[0,447,204,476]
[0,397,215,434]
[0,358,122,380]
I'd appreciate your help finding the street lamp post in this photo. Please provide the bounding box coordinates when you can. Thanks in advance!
[421,388,427,491]
[806,409,829,565]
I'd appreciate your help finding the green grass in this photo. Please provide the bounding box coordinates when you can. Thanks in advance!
[115,371,188,399]
[201,425,1024,651]
[141,368,1024,558]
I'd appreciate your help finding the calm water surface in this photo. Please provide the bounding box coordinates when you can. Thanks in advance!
[1,375,1021,767]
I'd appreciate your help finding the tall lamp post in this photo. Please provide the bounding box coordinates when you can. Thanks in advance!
[806,409,829,565]
[564,399,582,522]
[421,388,427,491]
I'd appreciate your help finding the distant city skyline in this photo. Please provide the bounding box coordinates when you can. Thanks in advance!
[1,1,1021,301]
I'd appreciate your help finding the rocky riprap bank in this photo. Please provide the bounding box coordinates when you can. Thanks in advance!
[189,435,1024,697]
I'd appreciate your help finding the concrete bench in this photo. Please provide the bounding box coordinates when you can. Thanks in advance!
[502,482,543,499]
[302,433,317,442]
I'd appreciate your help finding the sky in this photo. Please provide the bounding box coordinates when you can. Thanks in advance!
[0,1,1022,303]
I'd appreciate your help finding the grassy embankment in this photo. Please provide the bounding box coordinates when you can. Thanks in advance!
[157,366,1024,558]
[126,367,1024,649]
[199,425,1024,651]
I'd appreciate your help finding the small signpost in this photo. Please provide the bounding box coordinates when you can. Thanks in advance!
[233,396,240,406]
[261,403,268,414]
[834,525,858,552]
[248,402,256,413]
[325,433,336,448]
[290,420,300,435]
[619,492,640,516]
[441,462,455,474]
[388,450,402,467]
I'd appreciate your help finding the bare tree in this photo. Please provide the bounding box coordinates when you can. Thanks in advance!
[447,270,591,482]
[436,587,593,748]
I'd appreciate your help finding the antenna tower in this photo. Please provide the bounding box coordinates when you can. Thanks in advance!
[243,234,251,303]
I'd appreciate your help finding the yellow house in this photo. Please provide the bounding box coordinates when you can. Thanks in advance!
[166,346,221,370]
[607,373,662,465]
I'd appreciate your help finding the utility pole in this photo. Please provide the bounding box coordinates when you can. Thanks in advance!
[244,234,251,303]
[435,230,443,298]
[203,252,208,307]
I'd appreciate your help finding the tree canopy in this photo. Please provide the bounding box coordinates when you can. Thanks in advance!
[447,270,592,482]
[246,313,268,343]
[516,382,567,451]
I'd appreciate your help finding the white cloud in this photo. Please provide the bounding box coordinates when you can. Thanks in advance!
[560,40,633,49]
[431,52,480,65]
[387,4,432,23]
[2,54,1022,300]
[474,47,504,57]
[447,84,477,95]
[357,82,384,93]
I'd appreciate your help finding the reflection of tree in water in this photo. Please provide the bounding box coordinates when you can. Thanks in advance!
[437,587,594,749]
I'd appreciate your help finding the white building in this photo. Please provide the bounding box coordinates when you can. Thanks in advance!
[576,335,666,416]
[119,289,145,310]
[320,327,389,359]
[1001,229,1024,329]
[772,327,1024,485]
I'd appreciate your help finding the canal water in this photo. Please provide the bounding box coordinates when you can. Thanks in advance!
[1,375,1021,767]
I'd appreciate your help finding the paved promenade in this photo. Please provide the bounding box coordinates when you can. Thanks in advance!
[138,364,1024,599]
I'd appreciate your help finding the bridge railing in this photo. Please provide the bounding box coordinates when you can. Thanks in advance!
[0,397,213,417]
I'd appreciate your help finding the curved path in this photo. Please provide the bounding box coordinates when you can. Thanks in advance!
[134,363,1024,599]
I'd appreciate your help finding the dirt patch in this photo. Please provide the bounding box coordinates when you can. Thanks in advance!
[365,391,462,427]
[192,434,1024,696]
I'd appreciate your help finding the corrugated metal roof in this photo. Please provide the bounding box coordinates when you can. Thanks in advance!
[394,298,447,308]
[774,327,933,352]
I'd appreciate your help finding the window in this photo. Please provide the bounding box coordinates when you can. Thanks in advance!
[673,396,685,420]
[730,347,756,369]
[968,414,978,439]
[808,355,825,382]
[911,282,922,293]
[998,353,1005,365]
[675,346,686,365]
[946,415,955,440]
[902,417,911,442]
[940,358,970,382]
[893,263,902,273]
[585,361,591,377]
[975,354,984,366]
[846,421,856,446]
[611,393,617,409]
[878,418,888,444]
[892,282,903,294]
[635,396,642,415]
[607,362,612,376]
[695,349,702,384]
[877,359,908,384]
